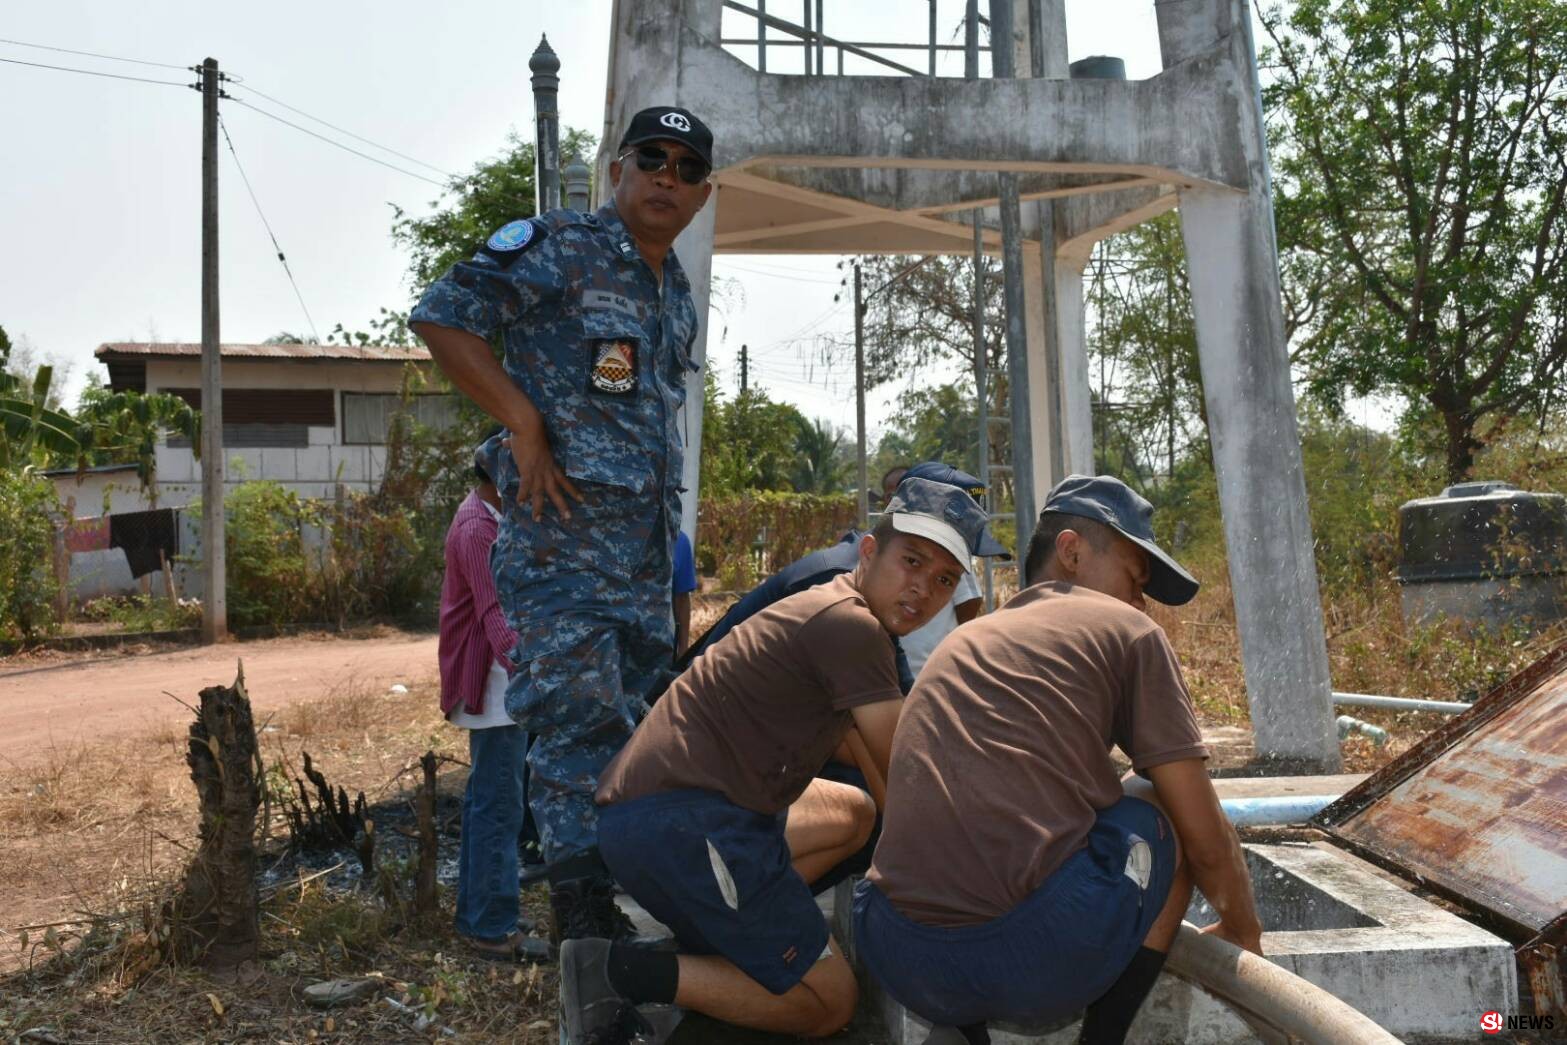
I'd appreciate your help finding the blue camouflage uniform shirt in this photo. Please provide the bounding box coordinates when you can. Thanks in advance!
[410,202,701,646]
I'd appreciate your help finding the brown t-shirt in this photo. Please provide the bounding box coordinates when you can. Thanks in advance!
[596,573,903,815]
[867,581,1208,927]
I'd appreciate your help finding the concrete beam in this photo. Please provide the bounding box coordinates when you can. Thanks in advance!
[608,11,1253,191]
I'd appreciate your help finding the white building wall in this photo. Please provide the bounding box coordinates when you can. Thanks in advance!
[145,358,423,507]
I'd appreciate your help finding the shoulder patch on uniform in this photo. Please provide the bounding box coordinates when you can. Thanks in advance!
[480,219,548,267]
[487,219,536,252]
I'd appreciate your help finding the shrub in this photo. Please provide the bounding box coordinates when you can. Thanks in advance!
[222,481,319,628]
[0,468,61,640]
[697,492,858,590]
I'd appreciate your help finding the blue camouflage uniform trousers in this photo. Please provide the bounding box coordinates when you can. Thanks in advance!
[411,201,701,864]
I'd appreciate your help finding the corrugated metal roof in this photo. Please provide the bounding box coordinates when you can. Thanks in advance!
[95,342,429,362]
[1318,640,1567,939]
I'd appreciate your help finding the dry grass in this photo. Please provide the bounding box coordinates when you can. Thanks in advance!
[0,676,558,1041]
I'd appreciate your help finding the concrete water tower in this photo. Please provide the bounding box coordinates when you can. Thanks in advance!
[599,0,1340,769]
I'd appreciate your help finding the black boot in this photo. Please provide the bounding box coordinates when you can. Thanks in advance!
[549,850,638,945]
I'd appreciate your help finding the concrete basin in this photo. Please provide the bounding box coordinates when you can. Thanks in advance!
[836,841,1517,1044]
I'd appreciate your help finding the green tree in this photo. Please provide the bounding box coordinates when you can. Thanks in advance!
[1263,0,1567,482]
[873,383,981,477]
[1085,214,1208,487]
[391,128,598,292]
[790,416,848,493]
[700,372,810,494]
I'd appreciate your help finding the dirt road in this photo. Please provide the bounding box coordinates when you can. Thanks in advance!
[0,630,440,768]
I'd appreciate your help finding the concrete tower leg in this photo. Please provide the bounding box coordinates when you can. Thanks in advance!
[1021,246,1061,500]
[1179,188,1338,769]
[674,200,717,535]
[1158,0,1339,769]
[1052,253,1094,476]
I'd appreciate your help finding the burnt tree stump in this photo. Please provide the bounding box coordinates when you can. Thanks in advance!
[414,751,439,917]
[168,663,262,968]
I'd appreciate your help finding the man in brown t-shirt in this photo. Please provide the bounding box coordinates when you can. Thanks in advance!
[558,479,1003,1044]
[857,475,1263,1045]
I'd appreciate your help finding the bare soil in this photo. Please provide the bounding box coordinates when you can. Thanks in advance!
[0,627,439,770]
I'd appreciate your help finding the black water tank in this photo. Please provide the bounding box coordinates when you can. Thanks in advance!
[1397,481,1567,628]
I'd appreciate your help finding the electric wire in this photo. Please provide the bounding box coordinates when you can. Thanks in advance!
[0,36,188,69]
[228,81,455,178]
[225,96,448,188]
[0,54,189,87]
[219,116,323,344]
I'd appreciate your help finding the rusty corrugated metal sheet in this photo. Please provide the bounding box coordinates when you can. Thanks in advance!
[1317,640,1567,939]
[94,342,429,362]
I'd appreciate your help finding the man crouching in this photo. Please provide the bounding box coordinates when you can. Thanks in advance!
[559,479,996,1043]
[856,475,1263,1045]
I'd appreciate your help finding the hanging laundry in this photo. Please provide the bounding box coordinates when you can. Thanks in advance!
[108,508,179,578]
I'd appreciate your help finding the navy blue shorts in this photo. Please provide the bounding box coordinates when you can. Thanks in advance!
[854,795,1175,1027]
[598,789,829,995]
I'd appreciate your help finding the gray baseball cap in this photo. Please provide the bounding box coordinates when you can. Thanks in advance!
[903,462,1010,558]
[1040,474,1199,605]
[885,476,1005,574]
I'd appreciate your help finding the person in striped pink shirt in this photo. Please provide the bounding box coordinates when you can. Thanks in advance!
[439,453,544,960]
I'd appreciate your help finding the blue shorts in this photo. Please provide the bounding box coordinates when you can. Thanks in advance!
[598,789,830,995]
[854,796,1175,1027]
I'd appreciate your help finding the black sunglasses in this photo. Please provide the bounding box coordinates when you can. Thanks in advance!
[621,145,710,186]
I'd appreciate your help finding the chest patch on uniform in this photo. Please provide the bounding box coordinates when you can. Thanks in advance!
[480,219,546,266]
[582,288,641,320]
[589,340,638,396]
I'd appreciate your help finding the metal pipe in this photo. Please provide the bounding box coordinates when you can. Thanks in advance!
[1219,795,1341,827]
[973,211,993,611]
[756,0,766,72]
[1336,715,1389,747]
[1166,924,1402,1044]
[989,0,1036,541]
[928,0,937,75]
[854,263,867,528]
[963,0,980,78]
[1332,691,1471,715]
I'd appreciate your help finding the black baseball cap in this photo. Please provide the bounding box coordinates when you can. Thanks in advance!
[618,106,714,168]
[1040,474,1199,606]
[884,477,1009,574]
[903,462,1009,558]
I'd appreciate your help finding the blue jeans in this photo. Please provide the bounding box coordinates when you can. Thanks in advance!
[454,724,527,941]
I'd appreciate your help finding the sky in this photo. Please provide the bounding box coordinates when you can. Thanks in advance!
[1,0,1173,442]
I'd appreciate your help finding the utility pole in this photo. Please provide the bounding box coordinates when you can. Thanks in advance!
[739,344,749,394]
[854,263,868,527]
[530,36,561,214]
[199,57,227,643]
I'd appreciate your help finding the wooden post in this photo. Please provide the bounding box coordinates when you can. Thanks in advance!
[51,510,69,624]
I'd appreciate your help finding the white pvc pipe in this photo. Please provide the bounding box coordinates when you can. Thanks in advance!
[1166,923,1402,1044]
[1333,690,1471,715]
[1220,795,1340,827]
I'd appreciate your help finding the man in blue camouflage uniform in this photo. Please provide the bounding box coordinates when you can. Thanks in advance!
[410,105,715,943]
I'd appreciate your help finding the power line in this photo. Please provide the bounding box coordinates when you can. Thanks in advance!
[219,116,322,343]
[225,96,448,188]
[0,54,190,88]
[0,36,188,70]
[229,82,455,178]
